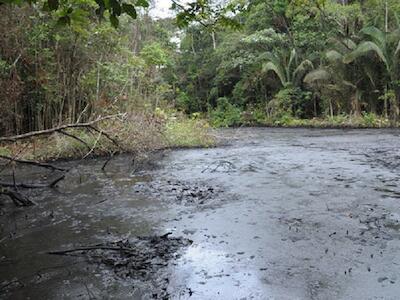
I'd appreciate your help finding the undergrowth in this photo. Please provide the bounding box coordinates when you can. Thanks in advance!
[0,111,215,162]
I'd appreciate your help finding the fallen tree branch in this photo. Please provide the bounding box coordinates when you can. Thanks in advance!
[0,145,30,174]
[0,175,65,189]
[101,152,115,171]
[0,189,35,206]
[88,125,123,150]
[48,245,135,255]
[49,175,66,187]
[0,114,122,143]
[58,129,91,150]
[0,155,67,172]
[83,131,102,159]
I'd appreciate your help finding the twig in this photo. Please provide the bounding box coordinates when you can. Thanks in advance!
[12,168,16,189]
[76,103,90,123]
[88,125,123,150]
[0,144,30,175]
[0,278,23,293]
[49,175,66,188]
[83,131,102,159]
[101,152,115,171]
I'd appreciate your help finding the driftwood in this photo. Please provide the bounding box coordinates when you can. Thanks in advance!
[0,155,66,172]
[0,175,64,206]
[0,189,35,206]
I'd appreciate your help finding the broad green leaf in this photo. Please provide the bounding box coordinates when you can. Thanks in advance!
[136,0,149,8]
[110,0,121,16]
[304,69,331,84]
[360,27,386,48]
[110,14,119,28]
[262,61,286,86]
[293,60,314,85]
[344,41,388,71]
[326,50,342,62]
[122,3,137,19]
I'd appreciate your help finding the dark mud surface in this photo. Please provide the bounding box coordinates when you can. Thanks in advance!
[1,128,400,299]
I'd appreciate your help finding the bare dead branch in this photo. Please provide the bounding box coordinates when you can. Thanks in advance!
[58,130,91,150]
[0,189,35,206]
[0,155,67,172]
[101,152,115,171]
[88,125,123,150]
[0,114,122,143]
[83,131,102,159]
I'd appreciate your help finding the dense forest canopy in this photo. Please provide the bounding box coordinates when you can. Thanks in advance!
[173,0,400,126]
[1,0,400,135]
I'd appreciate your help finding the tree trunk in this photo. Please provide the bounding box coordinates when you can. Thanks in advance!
[211,31,217,50]
[393,87,400,123]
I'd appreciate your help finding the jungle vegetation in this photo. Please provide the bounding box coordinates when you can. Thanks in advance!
[174,0,400,127]
[1,0,400,143]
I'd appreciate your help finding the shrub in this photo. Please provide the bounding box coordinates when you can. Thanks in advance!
[165,117,215,148]
[267,87,312,119]
[210,97,242,127]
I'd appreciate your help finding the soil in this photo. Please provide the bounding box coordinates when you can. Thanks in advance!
[1,128,400,299]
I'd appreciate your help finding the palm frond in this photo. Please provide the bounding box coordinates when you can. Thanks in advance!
[343,39,357,50]
[343,41,389,72]
[287,49,297,74]
[303,68,331,85]
[360,26,386,49]
[293,60,313,85]
[262,61,286,86]
[342,80,357,89]
[326,50,343,62]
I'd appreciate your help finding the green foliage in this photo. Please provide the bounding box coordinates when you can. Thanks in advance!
[209,97,242,127]
[165,113,215,148]
[0,146,12,156]
[170,0,400,125]
[140,42,169,66]
[268,87,312,119]
[2,0,241,29]
[3,0,400,138]
[0,58,10,76]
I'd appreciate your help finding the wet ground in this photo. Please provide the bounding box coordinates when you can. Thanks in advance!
[1,128,400,299]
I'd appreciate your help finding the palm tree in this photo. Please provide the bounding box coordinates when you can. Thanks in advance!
[344,26,400,120]
[261,48,315,118]
[262,48,314,88]
[305,37,378,117]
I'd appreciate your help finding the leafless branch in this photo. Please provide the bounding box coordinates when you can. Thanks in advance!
[0,114,123,143]
[0,155,67,172]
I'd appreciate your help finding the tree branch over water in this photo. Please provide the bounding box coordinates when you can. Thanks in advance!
[0,114,124,143]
